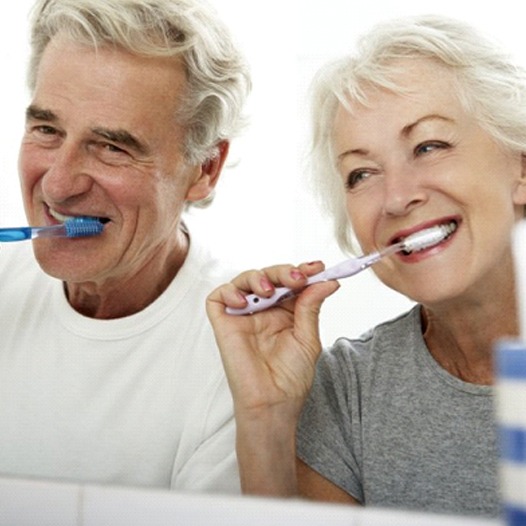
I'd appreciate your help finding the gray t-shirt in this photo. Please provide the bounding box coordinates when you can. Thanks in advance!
[296,305,500,517]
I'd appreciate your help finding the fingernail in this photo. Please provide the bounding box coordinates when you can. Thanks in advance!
[290,270,305,281]
[260,277,273,292]
[236,292,247,303]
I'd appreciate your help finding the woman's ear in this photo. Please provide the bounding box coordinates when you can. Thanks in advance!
[185,141,230,202]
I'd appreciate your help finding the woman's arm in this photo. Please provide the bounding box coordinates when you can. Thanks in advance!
[206,261,339,496]
[297,458,360,504]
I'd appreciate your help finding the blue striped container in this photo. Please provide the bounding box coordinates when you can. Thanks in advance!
[496,340,526,526]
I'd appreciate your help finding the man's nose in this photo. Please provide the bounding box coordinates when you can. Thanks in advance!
[40,142,94,203]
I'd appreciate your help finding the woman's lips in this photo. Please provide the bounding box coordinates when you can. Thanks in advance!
[400,221,458,255]
[389,216,460,247]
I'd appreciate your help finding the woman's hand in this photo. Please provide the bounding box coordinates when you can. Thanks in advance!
[206,261,339,420]
[206,261,339,496]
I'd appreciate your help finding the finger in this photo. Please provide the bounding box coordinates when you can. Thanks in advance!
[293,280,340,357]
[231,264,312,297]
[206,282,247,319]
[297,260,325,277]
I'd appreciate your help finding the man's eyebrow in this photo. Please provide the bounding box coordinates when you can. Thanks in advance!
[25,106,149,155]
[25,105,58,122]
[92,127,149,155]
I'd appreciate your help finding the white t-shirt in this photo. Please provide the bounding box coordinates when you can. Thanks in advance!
[0,234,240,493]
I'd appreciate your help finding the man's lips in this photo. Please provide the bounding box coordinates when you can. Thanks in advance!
[48,208,110,224]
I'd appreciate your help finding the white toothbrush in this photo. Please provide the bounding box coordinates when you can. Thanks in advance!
[226,223,453,315]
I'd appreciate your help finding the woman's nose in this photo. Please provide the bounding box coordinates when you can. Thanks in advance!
[41,142,94,203]
[381,165,428,216]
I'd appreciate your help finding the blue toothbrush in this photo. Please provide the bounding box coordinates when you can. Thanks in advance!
[0,217,104,242]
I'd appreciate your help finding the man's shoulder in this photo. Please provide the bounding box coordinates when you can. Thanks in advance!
[183,232,240,287]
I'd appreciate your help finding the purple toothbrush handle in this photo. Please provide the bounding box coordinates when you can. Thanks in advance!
[225,286,295,316]
[225,253,381,316]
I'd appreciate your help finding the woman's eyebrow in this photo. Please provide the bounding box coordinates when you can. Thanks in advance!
[402,114,455,137]
[336,115,456,163]
[337,147,369,162]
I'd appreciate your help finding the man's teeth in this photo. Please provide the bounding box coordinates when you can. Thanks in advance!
[49,209,107,223]
[49,209,74,223]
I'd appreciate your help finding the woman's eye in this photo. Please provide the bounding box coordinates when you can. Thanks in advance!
[414,141,450,156]
[345,168,374,190]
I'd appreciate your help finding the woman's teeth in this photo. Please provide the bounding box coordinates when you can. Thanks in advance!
[402,220,458,255]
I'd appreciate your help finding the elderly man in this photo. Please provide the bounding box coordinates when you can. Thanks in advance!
[0,0,250,493]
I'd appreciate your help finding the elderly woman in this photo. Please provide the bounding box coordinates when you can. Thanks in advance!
[206,15,526,517]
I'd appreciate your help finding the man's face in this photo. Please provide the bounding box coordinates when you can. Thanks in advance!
[19,35,210,287]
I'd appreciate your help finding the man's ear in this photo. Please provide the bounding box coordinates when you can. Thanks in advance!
[185,141,230,202]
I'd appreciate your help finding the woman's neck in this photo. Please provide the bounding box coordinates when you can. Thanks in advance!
[421,288,519,385]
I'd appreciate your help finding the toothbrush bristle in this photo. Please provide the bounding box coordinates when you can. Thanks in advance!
[64,217,104,238]
[403,224,451,253]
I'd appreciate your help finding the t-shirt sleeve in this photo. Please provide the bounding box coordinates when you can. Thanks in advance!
[296,342,364,502]
[170,372,241,494]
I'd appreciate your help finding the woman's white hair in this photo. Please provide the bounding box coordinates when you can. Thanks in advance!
[28,0,251,206]
[308,15,526,252]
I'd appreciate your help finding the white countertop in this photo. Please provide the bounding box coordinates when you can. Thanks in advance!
[0,476,503,526]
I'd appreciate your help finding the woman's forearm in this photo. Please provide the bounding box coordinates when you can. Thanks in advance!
[235,409,299,496]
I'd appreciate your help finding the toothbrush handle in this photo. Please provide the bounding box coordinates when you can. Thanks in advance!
[225,286,296,316]
[225,253,381,316]
[0,225,66,242]
[308,253,380,282]
[0,228,33,242]
[0,221,100,242]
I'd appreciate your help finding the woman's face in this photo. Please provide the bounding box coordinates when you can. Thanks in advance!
[333,58,526,306]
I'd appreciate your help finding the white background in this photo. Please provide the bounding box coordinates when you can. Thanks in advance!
[1,0,525,343]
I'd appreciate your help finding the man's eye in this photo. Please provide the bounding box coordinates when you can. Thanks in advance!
[28,125,62,144]
[103,143,126,154]
[35,125,57,135]
[94,142,133,165]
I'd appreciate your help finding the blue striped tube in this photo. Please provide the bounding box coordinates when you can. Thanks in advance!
[496,340,526,526]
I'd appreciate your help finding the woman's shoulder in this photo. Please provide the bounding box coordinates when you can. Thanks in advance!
[322,305,422,364]
[313,305,424,396]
